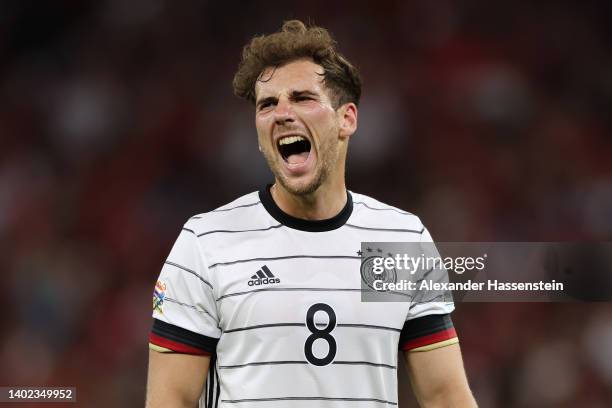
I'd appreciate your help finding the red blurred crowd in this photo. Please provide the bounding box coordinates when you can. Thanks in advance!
[1,1,611,406]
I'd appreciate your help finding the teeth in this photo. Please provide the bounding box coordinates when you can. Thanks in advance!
[278,135,306,146]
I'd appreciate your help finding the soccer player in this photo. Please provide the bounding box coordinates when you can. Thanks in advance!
[146,20,477,408]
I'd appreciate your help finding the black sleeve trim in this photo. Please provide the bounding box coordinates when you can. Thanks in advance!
[151,318,219,354]
[399,313,454,348]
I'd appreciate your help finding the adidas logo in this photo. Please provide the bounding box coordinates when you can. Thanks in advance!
[248,265,280,286]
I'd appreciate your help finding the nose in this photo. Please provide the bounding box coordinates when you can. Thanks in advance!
[273,97,295,126]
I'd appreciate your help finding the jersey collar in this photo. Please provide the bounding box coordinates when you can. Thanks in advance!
[259,184,353,232]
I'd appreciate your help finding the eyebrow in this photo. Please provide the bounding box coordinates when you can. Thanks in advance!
[256,90,319,108]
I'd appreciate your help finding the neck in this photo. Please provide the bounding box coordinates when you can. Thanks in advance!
[271,179,347,220]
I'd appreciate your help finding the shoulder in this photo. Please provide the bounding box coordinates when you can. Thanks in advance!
[181,191,270,235]
[349,191,425,233]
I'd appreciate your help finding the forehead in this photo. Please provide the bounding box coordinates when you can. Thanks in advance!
[255,59,327,98]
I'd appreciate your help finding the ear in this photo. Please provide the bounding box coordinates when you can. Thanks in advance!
[338,102,358,139]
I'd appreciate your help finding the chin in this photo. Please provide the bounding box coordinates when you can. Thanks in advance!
[277,173,323,196]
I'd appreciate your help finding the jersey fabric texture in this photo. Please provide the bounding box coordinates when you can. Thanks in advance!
[150,185,458,407]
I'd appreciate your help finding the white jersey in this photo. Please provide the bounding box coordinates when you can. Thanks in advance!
[150,186,457,407]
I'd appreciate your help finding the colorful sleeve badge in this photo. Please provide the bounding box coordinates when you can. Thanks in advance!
[153,280,167,314]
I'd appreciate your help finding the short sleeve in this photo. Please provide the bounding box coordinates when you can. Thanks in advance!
[149,222,220,355]
[399,226,458,352]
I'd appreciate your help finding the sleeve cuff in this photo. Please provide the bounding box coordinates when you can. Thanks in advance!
[149,318,219,355]
[399,313,458,352]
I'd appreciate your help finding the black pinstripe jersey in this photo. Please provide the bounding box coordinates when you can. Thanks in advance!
[150,186,455,408]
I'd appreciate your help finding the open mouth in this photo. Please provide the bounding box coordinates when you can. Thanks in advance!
[277,135,312,165]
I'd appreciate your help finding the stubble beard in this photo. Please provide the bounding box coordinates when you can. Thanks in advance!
[262,138,338,196]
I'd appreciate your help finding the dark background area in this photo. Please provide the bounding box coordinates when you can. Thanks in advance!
[1,0,611,406]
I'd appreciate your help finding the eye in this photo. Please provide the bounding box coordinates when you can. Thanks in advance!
[296,96,313,102]
[258,101,275,111]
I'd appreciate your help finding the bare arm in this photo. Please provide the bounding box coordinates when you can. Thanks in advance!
[146,350,211,408]
[404,343,477,408]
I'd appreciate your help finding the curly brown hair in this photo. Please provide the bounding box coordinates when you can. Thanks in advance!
[233,20,362,108]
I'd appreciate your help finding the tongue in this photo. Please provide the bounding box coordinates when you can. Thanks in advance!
[287,151,309,165]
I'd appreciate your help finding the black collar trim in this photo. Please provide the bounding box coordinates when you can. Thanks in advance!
[259,184,353,232]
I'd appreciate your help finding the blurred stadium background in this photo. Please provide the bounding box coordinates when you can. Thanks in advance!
[1,0,611,406]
